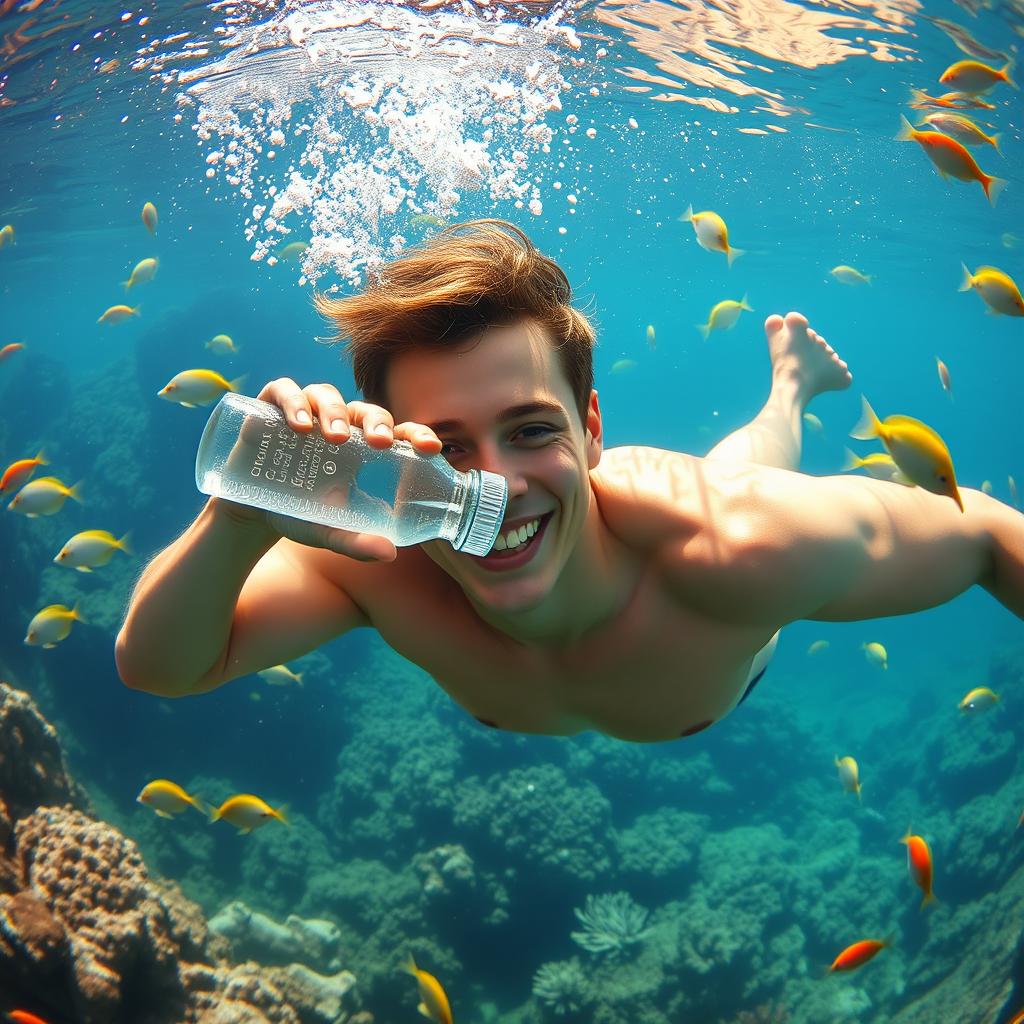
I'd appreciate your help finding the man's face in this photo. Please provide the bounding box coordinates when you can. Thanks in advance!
[386,319,602,616]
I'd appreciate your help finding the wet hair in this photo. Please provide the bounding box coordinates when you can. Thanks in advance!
[314,219,597,424]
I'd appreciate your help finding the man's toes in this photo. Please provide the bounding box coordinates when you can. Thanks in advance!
[764,313,784,336]
[784,311,809,333]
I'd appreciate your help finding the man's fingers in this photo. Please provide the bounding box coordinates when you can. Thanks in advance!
[303,383,350,441]
[393,421,443,454]
[327,529,397,562]
[346,401,395,447]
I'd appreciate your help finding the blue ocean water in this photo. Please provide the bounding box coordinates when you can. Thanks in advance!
[1,0,1023,1021]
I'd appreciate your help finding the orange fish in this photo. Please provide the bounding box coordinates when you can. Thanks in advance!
[829,938,889,973]
[939,59,1016,94]
[0,342,24,361]
[8,1012,52,1024]
[1008,1008,1024,1024]
[910,88,967,109]
[901,831,935,909]
[0,449,47,493]
[897,115,1005,205]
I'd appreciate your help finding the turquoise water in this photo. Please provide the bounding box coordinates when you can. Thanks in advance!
[1,0,1023,1020]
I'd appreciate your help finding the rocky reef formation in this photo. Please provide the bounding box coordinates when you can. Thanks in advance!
[0,682,364,1024]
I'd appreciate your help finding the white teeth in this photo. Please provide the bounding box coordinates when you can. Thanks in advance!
[491,517,541,553]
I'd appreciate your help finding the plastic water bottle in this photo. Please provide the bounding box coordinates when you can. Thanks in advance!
[195,392,507,556]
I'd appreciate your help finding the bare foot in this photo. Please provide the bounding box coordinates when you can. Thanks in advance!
[765,311,852,404]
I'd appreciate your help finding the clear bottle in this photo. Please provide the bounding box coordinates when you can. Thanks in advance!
[195,392,507,556]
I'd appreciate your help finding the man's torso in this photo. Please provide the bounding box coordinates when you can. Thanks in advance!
[313,446,779,741]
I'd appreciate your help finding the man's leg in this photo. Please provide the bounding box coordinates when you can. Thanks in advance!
[705,311,851,472]
[706,312,852,693]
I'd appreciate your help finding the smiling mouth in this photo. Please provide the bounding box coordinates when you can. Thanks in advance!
[473,512,553,567]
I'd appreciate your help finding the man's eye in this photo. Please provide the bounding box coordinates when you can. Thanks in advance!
[518,424,553,439]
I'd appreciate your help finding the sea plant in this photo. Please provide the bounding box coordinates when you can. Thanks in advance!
[532,957,590,1016]
[570,891,654,956]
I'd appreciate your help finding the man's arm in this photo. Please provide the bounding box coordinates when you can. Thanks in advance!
[115,498,369,697]
[663,460,1021,626]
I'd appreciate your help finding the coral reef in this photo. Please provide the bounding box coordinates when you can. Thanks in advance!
[570,892,653,956]
[532,957,591,1016]
[0,681,363,1023]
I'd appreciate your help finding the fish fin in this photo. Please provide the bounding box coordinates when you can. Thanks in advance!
[35,448,48,466]
[274,804,290,826]
[856,785,862,804]
[43,643,57,649]
[68,481,85,504]
[727,246,745,268]
[920,890,936,911]
[739,292,752,310]
[155,809,175,820]
[695,323,711,341]
[984,175,1006,207]
[117,531,134,556]
[841,448,865,472]
[191,797,216,821]
[1002,59,1017,90]
[990,132,1001,155]
[403,953,419,977]
[958,262,974,292]
[181,402,198,409]
[228,374,249,394]
[75,566,93,574]
[892,470,916,487]
[417,1003,432,1019]
[70,601,87,625]
[679,204,694,223]
[849,396,881,441]
[295,673,305,687]
[895,114,917,142]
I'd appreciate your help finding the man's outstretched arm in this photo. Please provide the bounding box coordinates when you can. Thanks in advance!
[668,461,1023,626]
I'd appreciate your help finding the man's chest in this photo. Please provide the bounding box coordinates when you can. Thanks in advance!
[357,564,765,742]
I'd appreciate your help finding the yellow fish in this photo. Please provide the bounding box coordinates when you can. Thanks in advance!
[646,324,656,350]
[835,755,862,802]
[206,334,240,355]
[137,779,213,819]
[276,240,309,261]
[0,224,14,248]
[141,201,158,234]
[403,954,454,1024]
[916,112,1000,152]
[54,529,132,572]
[958,686,1000,712]
[1003,233,1019,249]
[24,602,85,648]
[831,265,872,286]
[610,359,637,374]
[936,356,953,400]
[98,304,140,325]
[862,641,888,670]
[896,116,1005,205]
[680,205,744,267]
[850,397,963,511]
[258,664,305,687]
[842,449,913,485]
[697,296,752,340]
[211,794,288,834]
[158,370,247,408]
[122,257,158,290]
[939,59,1016,94]
[7,476,83,517]
[803,412,824,435]
[959,264,1024,317]
[981,479,993,494]
[807,640,830,656]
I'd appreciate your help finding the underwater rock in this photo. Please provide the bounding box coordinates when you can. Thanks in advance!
[0,681,362,1023]
[0,681,88,820]
[209,900,344,973]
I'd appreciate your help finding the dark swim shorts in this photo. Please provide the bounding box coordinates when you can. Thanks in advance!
[737,665,768,706]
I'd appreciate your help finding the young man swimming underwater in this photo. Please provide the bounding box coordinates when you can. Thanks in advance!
[116,220,1024,742]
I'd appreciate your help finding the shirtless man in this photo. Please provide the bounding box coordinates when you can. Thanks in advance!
[115,221,1024,742]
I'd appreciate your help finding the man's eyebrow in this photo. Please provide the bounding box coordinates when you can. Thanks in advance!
[428,401,567,434]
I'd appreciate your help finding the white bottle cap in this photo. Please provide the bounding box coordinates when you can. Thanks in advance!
[456,470,508,556]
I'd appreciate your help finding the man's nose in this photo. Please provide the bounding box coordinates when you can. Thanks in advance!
[474,443,528,499]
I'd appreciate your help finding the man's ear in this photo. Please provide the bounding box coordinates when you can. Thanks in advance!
[585,388,602,469]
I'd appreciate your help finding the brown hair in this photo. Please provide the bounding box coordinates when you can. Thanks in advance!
[314,219,597,424]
